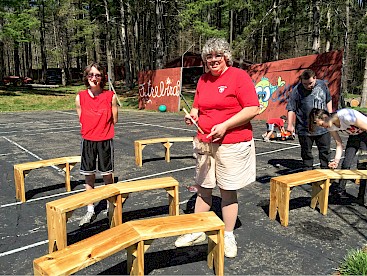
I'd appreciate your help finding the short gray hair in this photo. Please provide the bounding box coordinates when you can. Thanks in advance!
[201,38,233,66]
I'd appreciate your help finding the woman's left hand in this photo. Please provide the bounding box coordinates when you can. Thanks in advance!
[206,123,227,142]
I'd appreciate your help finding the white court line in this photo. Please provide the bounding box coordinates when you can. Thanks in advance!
[2,136,64,173]
[0,240,49,257]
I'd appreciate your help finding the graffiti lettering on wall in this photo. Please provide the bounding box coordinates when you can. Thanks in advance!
[247,50,343,120]
[138,67,182,112]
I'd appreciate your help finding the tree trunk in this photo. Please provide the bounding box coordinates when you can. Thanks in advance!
[119,0,132,87]
[39,0,47,82]
[360,51,367,107]
[103,0,114,83]
[312,0,320,54]
[341,0,350,96]
[325,4,331,52]
[155,0,164,69]
[271,0,280,60]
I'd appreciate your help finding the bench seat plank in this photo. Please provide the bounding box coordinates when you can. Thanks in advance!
[14,156,81,202]
[34,223,140,276]
[134,137,193,166]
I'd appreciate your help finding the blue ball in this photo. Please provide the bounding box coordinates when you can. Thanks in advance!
[158,105,167,112]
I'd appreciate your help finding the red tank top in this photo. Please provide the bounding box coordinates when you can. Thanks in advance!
[79,89,115,141]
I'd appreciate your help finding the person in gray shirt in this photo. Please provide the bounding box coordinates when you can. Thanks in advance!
[286,69,333,170]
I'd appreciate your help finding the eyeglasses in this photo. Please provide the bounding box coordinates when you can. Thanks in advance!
[205,53,224,62]
[88,73,102,79]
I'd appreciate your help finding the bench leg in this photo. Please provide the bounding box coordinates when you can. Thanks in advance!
[163,142,172,163]
[311,180,330,215]
[127,241,144,275]
[207,229,224,276]
[278,185,290,227]
[47,206,67,253]
[165,186,179,216]
[14,169,29,203]
[108,194,122,227]
[134,142,145,167]
[269,180,278,220]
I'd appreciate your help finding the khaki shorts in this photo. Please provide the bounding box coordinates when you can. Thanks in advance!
[194,137,256,190]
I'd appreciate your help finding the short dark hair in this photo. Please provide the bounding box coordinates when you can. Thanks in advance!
[308,108,330,132]
[300,69,316,80]
[83,62,107,88]
[280,115,287,120]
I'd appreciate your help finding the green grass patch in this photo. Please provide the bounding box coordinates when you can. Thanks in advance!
[338,248,367,275]
[0,85,195,113]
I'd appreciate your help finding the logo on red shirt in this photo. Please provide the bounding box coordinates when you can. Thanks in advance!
[218,85,227,93]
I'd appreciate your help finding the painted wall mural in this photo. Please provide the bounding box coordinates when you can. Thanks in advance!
[247,50,343,121]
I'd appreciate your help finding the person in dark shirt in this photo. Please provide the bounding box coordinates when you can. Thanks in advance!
[286,69,332,170]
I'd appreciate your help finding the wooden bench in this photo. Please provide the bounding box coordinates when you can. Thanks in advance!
[269,169,367,227]
[46,185,122,253]
[34,212,224,276]
[46,176,179,253]
[14,156,81,202]
[269,170,330,227]
[34,222,140,276]
[127,212,224,275]
[134,137,194,167]
[113,177,180,220]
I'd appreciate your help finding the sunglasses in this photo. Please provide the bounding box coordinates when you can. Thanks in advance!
[88,73,102,79]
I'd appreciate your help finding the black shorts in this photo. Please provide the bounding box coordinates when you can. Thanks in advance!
[80,139,114,175]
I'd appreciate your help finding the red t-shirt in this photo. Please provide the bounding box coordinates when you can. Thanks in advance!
[193,67,259,144]
[267,118,284,127]
[78,89,115,141]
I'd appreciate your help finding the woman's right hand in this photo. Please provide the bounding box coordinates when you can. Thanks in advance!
[184,113,198,125]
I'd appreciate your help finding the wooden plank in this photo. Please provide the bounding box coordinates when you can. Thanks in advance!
[34,224,140,276]
[47,185,120,213]
[113,177,179,194]
[128,212,224,240]
[14,156,81,171]
[315,169,367,180]
[271,170,328,187]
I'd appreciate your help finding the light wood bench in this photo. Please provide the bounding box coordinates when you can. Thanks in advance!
[127,212,224,275]
[269,169,367,227]
[46,176,179,253]
[134,137,194,167]
[14,156,81,202]
[269,170,331,227]
[34,222,140,276]
[34,212,224,276]
[46,185,122,253]
[113,177,180,220]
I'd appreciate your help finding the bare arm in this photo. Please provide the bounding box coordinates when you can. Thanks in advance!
[287,111,296,133]
[206,106,260,142]
[112,94,118,124]
[328,130,343,169]
[327,100,333,113]
[75,94,81,119]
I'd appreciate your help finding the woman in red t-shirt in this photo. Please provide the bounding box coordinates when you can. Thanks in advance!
[174,38,259,258]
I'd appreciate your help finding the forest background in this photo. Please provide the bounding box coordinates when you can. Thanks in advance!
[1,0,367,107]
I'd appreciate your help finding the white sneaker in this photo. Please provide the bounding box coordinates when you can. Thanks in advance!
[224,234,237,258]
[79,211,96,227]
[175,232,206,247]
[263,137,270,142]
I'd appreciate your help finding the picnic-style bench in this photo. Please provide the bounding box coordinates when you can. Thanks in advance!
[46,176,179,253]
[269,170,330,227]
[14,156,81,202]
[134,137,194,167]
[34,212,224,276]
[269,169,367,227]
[127,212,224,275]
